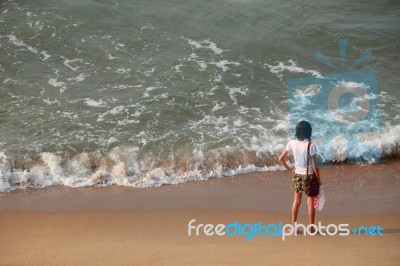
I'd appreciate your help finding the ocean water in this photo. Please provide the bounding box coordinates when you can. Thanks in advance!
[0,0,399,192]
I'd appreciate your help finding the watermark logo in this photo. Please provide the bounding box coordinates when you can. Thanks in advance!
[285,39,381,164]
[188,219,384,241]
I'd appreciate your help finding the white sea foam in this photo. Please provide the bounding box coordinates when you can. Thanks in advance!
[213,75,222,83]
[109,106,125,115]
[97,106,126,122]
[113,42,126,51]
[142,86,161,97]
[174,63,184,72]
[41,50,51,61]
[60,111,78,121]
[189,53,198,59]
[107,137,118,145]
[140,23,155,30]
[143,67,155,76]
[116,68,131,74]
[356,125,400,160]
[211,102,226,113]
[295,84,321,97]
[0,121,399,193]
[86,98,107,107]
[265,59,321,79]
[196,61,208,71]
[226,86,248,105]
[211,60,241,72]
[145,86,158,92]
[6,34,38,54]
[0,145,289,193]
[48,78,67,93]
[63,58,83,71]
[184,37,226,54]
[117,119,140,126]
[43,98,59,105]
[107,53,117,59]
[68,73,88,82]
[28,20,44,31]
[110,84,142,90]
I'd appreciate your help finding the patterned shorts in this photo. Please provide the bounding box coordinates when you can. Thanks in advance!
[291,173,314,193]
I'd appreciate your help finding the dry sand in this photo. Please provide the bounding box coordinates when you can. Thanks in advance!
[1,160,399,265]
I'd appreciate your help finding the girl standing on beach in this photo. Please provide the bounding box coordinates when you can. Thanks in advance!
[279,121,322,227]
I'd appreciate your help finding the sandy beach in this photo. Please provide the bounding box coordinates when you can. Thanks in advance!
[1,1,399,265]
[1,160,400,265]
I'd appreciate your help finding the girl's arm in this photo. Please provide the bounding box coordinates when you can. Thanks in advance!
[311,155,322,184]
[279,150,293,171]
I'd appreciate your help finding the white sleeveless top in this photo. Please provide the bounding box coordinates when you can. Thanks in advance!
[285,139,317,175]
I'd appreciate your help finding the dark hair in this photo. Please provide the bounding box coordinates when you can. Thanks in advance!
[295,120,312,141]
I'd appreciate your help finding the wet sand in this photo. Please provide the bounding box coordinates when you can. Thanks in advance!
[1,160,399,265]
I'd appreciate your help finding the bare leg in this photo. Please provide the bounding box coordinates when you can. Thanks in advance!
[307,196,316,231]
[291,192,302,225]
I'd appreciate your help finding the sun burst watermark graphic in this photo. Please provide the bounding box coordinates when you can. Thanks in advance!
[286,39,381,164]
[315,39,373,69]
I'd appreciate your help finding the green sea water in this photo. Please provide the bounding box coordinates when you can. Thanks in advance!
[0,0,399,191]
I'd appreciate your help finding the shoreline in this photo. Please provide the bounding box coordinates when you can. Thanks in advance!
[1,159,399,215]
